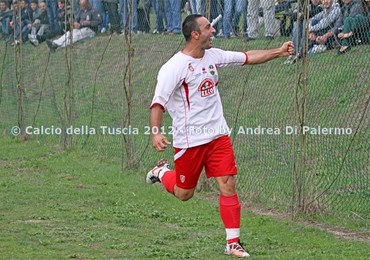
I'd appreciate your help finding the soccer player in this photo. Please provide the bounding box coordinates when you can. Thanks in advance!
[146,14,293,258]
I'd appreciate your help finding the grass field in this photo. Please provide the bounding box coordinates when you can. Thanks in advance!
[1,136,370,259]
[0,31,369,258]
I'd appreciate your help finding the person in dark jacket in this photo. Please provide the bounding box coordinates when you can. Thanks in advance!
[102,0,120,34]
[28,1,50,46]
[46,0,102,51]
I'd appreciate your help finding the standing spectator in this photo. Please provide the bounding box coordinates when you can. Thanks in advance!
[165,0,181,34]
[189,0,205,14]
[284,0,322,64]
[308,0,341,54]
[46,0,102,51]
[0,0,12,40]
[89,0,106,32]
[45,0,59,32]
[103,0,120,34]
[247,0,276,39]
[137,0,150,33]
[222,0,247,38]
[152,0,166,34]
[119,0,137,34]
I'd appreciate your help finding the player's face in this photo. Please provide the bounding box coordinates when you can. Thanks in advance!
[196,17,216,50]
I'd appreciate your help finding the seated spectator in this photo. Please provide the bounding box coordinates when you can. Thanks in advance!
[338,0,369,53]
[31,0,70,46]
[46,0,101,51]
[284,0,323,64]
[9,0,32,45]
[28,1,50,46]
[307,0,341,54]
[0,0,12,40]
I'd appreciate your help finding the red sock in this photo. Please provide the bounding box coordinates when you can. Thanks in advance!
[219,194,241,244]
[161,170,176,194]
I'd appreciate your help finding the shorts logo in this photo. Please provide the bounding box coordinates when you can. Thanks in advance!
[180,175,186,183]
[198,79,215,97]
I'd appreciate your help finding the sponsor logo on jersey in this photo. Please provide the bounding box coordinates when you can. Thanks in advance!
[198,79,215,97]
[209,64,216,75]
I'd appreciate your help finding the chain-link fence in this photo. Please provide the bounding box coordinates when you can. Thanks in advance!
[1,0,369,234]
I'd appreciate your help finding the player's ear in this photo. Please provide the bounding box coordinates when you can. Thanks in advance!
[191,31,200,40]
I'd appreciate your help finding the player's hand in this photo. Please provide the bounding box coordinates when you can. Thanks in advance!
[280,41,294,57]
[152,133,171,152]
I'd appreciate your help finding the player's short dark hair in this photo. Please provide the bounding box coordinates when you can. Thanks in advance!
[182,14,203,42]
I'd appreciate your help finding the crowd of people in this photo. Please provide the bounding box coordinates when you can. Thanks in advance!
[0,0,369,54]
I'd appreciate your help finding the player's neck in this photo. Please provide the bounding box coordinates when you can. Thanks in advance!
[182,44,205,59]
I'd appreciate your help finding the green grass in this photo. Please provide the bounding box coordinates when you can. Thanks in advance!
[1,136,370,259]
[1,32,369,240]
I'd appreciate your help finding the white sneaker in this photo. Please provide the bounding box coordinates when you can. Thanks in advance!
[225,241,250,258]
[146,159,170,184]
[309,44,327,54]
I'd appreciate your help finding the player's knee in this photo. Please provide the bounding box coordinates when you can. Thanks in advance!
[175,188,195,201]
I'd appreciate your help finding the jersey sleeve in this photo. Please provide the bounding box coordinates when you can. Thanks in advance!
[150,60,184,111]
[209,48,248,68]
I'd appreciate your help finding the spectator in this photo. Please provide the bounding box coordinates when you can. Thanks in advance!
[284,0,323,64]
[28,1,50,46]
[0,0,12,40]
[102,0,120,34]
[189,0,205,14]
[336,0,364,53]
[119,0,137,34]
[152,0,166,34]
[165,0,181,34]
[9,0,32,45]
[46,0,102,51]
[89,0,107,32]
[308,0,341,54]
[222,0,247,38]
[247,0,276,40]
[45,0,59,32]
[32,0,71,45]
[137,0,150,33]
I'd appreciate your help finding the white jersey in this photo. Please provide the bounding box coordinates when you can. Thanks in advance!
[151,48,248,148]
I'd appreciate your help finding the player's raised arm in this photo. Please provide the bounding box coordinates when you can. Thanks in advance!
[246,41,294,65]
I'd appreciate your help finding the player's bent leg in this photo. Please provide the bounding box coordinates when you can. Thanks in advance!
[173,186,196,201]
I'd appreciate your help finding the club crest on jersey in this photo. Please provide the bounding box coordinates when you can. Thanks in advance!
[188,63,194,72]
[180,175,186,183]
[198,79,215,97]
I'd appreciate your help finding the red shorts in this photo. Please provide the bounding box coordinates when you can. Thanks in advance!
[173,136,237,190]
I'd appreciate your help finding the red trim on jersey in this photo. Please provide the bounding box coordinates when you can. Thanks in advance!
[243,52,248,65]
[182,80,190,109]
[150,103,164,111]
